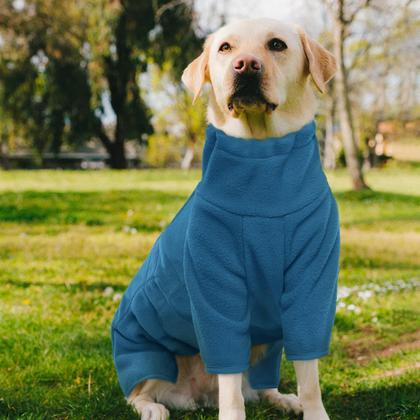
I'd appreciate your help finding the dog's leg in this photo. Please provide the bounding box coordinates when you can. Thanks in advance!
[128,380,170,420]
[294,360,329,420]
[260,388,302,415]
[218,373,246,420]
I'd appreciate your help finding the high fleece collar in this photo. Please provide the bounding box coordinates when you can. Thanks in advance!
[197,120,330,217]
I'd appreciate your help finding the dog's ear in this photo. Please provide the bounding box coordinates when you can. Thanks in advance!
[299,30,337,94]
[182,36,213,103]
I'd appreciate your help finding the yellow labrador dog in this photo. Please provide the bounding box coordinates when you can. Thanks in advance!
[128,18,336,420]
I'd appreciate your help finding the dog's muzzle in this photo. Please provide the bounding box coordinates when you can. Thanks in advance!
[228,55,277,114]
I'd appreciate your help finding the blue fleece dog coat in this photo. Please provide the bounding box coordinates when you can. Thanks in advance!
[112,121,340,397]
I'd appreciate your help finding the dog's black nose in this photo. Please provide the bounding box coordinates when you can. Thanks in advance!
[233,54,262,75]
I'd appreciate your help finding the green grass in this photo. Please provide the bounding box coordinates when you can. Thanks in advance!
[0,166,419,419]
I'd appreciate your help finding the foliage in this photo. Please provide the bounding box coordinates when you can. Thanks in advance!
[0,0,203,168]
[336,0,420,122]
[0,0,95,162]
[146,132,182,168]
[145,63,207,168]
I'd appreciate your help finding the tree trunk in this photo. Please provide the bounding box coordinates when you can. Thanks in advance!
[33,134,46,168]
[323,95,336,169]
[97,125,127,169]
[0,126,10,170]
[333,13,369,190]
[109,140,127,169]
[181,144,194,170]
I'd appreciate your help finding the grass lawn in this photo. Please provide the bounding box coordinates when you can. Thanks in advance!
[0,164,419,419]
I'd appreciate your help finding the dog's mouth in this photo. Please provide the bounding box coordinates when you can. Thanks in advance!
[228,74,278,116]
[228,99,278,114]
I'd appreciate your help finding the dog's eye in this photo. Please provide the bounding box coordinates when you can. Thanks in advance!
[218,42,231,52]
[268,38,287,52]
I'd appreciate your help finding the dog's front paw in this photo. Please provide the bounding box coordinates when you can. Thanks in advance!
[218,408,246,420]
[138,402,170,420]
[303,404,329,420]
[263,389,303,415]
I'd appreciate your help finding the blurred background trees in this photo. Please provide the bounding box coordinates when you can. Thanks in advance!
[0,0,94,165]
[146,62,207,169]
[315,0,418,191]
[0,0,419,189]
[321,0,419,190]
[0,0,202,168]
[329,0,371,190]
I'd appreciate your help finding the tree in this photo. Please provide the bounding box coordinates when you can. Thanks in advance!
[329,0,419,167]
[329,0,370,190]
[315,26,338,170]
[359,0,420,122]
[0,0,202,168]
[314,0,419,177]
[0,0,95,165]
[85,0,153,168]
[85,0,202,168]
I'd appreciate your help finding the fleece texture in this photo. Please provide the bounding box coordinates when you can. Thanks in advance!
[112,121,340,397]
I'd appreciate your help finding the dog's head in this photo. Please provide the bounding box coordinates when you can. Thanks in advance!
[182,18,336,134]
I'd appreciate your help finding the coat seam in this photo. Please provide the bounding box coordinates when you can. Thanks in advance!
[195,188,330,219]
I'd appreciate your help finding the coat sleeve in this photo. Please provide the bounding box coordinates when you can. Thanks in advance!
[281,192,340,360]
[183,193,251,373]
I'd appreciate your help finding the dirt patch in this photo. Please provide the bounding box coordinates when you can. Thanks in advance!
[346,329,420,364]
[371,362,420,379]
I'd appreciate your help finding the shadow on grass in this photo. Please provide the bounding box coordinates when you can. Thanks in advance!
[326,380,419,420]
[387,160,420,170]
[335,190,420,205]
[335,190,420,230]
[340,252,420,271]
[1,380,418,419]
[0,189,188,231]
[0,386,136,420]
[1,321,418,419]
[1,189,419,233]
[2,278,127,292]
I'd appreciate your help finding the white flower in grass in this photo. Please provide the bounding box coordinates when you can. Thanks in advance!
[371,316,378,323]
[123,225,137,234]
[371,284,381,292]
[347,304,361,314]
[336,277,419,306]
[127,209,134,217]
[113,293,122,302]
[103,287,114,297]
[358,290,373,300]
[337,286,352,299]
[337,301,346,309]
